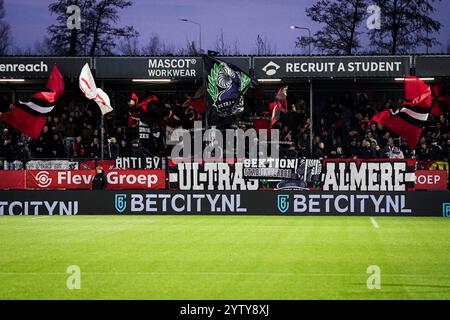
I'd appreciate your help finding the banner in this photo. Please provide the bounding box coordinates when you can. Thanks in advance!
[115,157,165,169]
[26,160,79,170]
[139,120,151,140]
[169,161,259,190]
[95,57,250,80]
[169,159,418,191]
[2,160,23,170]
[242,158,322,190]
[418,160,449,186]
[27,170,95,189]
[27,170,166,190]
[321,159,416,191]
[0,171,26,190]
[254,56,410,79]
[79,160,116,170]
[415,170,448,190]
[106,170,166,190]
[0,190,448,216]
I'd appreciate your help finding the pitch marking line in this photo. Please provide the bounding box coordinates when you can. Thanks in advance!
[370,217,379,229]
[0,272,449,279]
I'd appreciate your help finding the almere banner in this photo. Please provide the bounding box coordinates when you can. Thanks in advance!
[2,55,450,80]
[0,190,449,217]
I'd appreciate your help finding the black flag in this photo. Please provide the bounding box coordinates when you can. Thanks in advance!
[204,56,252,118]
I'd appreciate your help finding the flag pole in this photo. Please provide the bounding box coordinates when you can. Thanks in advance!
[202,55,209,130]
[103,109,112,159]
[100,79,105,160]
[309,79,313,156]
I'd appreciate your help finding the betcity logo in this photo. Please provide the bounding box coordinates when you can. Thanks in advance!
[0,201,79,215]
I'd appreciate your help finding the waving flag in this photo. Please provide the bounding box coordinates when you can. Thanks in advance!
[205,56,252,117]
[372,76,432,149]
[271,86,288,127]
[136,95,159,113]
[183,86,205,113]
[1,65,65,139]
[79,63,113,115]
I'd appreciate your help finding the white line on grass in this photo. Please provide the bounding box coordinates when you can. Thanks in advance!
[0,271,449,279]
[370,217,379,229]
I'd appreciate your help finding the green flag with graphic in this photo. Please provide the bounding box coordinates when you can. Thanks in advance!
[204,55,252,118]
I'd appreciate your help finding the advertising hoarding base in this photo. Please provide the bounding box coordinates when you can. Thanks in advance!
[0,191,448,217]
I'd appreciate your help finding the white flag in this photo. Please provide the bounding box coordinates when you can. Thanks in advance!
[79,63,113,115]
[94,88,113,115]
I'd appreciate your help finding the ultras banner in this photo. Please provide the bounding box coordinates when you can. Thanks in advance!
[26,160,79,170]
[169,161,260,190]
[169,159,429,191]
[0,190,448,217]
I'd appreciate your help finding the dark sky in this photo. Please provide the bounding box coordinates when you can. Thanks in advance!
[4,0,450,54]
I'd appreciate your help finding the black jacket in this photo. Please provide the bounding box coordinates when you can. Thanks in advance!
[92,172,108,190]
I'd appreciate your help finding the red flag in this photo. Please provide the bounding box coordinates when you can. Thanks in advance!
[1,66,65,139]
[2,108,47,139]
[270,86,288,127]
[136,95,158,113]
[131,93,139,104]
[372,76,431,149]
[183,86,205,113]
[430,83,450,118]
[189,98,205,113]
[271,103,281,127]
[127,93,159,127]
[372,109,423,150]
[403,76,432,108]
[33,65,65,103]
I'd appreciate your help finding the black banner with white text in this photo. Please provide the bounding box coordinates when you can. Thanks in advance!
[0,190,448,217]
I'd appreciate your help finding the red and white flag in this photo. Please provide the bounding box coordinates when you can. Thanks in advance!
[1,65,65,139]
[270,86,288,127]
[372,76,432,149]
[79,63,113,115]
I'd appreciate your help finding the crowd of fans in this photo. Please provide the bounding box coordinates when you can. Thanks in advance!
[274,93,450,161]
[0,92,202,165]
[0,89,449,165]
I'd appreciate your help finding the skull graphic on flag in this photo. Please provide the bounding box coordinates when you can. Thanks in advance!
[205,56,252,117]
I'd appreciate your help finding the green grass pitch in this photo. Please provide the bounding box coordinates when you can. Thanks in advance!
[1,216,450,300]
